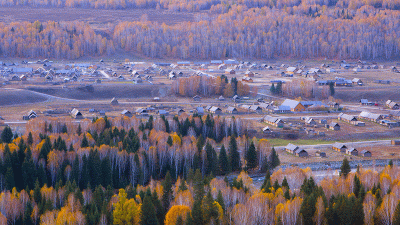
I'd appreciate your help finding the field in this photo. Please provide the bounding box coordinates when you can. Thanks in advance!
[0,7,194,27]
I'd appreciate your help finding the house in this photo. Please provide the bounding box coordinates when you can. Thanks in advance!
[99,110,106,116]
[111,97,119,105]
[242,76,253,82]
[305,117,317,126]
[353,67,361,72]
[281,99,305,112]
[338,113,358,123]
[346,148,358,156]
[326,68,336,73]
[193,95,201,101]
[232,95,240,102]
[328,102,340,109]
[135,108,148,116]
[334,80,352,86]
[315,151,326,157]
[263,115,284,128]
[194,107,204,115]
[295,149,308,157]
[225,69,235,74]
[226,107,238,114]
[319,119,327,124]
[153,97,160,102]
[157,110,169,115]
[332,143,347,152]
[20,75,27,81]
[121,110,133,117]
[386,100,399,110]
[360,99,374,106]
[329,122,340,130]
[391,140,400,145]
[249,105,262,114]
[379,120,399,127]
[359,111,383,122]
[209,106,222,114]
[11,75,20,81]
[211,60,223,65]
[286,67,297,74]
[132,70,139,76]
[218,64,227,70]
[218,96,225,101]
[285,143,299,154]
[361,150,372,157]
[23,110,37,120]
[70,108,83,119]
[262,126,272,133]
[245,70,254,77]
[272,105,291,113]
[352,78,363,85]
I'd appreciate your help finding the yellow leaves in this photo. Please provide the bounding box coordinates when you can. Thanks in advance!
[113,189,141,225]
[172,133,181,146]
[213,201,224,221]
[164,205,190,225]
[237,171,253,188]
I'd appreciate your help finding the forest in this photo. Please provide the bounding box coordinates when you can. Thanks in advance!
[0,0,400,59]
[0,115,399,224]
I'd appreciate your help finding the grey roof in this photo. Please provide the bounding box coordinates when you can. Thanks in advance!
[332,142,347,149]
[300,101,323,107]
[226,106,237,112]
[329,122,340,127]
[361,150,371,154]
[285,143,299,151]
[281,99,301,110]
[209,106,222,112]
[347,148,358,152]
[121,110,131,115]
[249,105,262,111]
[338,113,357,121]
[359,111,383,120]
[360,99,370,104]
[295,149,307,154]
[263,115,283,124]
[71,108,82,116]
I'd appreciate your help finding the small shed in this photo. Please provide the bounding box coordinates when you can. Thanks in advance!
[329,122,340,131]
[332,143,347,152]
[391,140,400,145]
[193,95,201,101]
[361,150,372,157]
[218,96,225,101]
[226,107,238,114]
[315,151,326,157]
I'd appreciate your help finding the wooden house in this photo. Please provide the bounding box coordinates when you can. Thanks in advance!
[121,110,132,117]
[263,115,284,128]
[358,111,383,122]
[111,97,119,105]
[70,108,83,119]
[338,113,357,123]
[245,70,254,77]
[193,95,201,101]
[392,140,400,145]
[315,151,326,157]
[209,106,222,114]
[329,122,340,130]
[226,107,238,114]
[361,150,371,157]
[386,100,399,110]
[23,110,37,120]
[332,143,347,152]
[225,69,236,74]
[242,76,253,82]
[346,148,358,156]
[175,108,185,116]
[135,108,148,116]
[281,99,305,112]
[249,105,262,114]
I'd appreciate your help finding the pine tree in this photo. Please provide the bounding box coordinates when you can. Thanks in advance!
[329,82,335,96]
[218,145,230,175]
[140,195,159,225]
[268,147,280,169]
[228,136,240,172]
[205,143,217,175]
[282,176,289,189]
[1,126,13,143]
[81,134,89,148]
[5,167,15,190]
[216,190,225,213]
[162,172,173,217]
[270,83,276,94]
[22,147,36,190]
[246,141,258,170]
[27,132,33,146]
[77,124,82,136]
[340,158,351,177]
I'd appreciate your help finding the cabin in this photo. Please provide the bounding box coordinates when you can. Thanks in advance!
[218,64,227,70]
[358,111,383,122]
[338,113,358,123]
[386,100,399,110]
[262,126,272,133]
[346,148,358,156]
[352,78,363,85]
[23,110,37,120]
[11,75,20,81]
[99,110,106,116]
[245,70,254,77]
[209,107,222,114]
[286,67,297,74]
[232,95,240,102]
[300,101,324,109]
[285,143,308,157]
[242,76,253,82]
[20,75,27,81]
[218,96,225,101]
[121,110,133,117]
[263,115,284,128]
[249,105,262,114]
[135,108,148,116]
[305,117,317,126]
[70,108,83,119]
[157,110,169,115]
[194,107,204,115]
[281,99,305,112]
[360,99,374,106]
[328,102,340,109]
[361,150,372,157]
[226,107,238,114]
[111,97,119,105]
[329,122,340,131]
[193,95,201,101]
[175,108,185,116]
[392,140,400,145]
[332,143,347,152]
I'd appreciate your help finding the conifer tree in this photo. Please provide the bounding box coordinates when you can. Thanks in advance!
[245,141,258,170]
[340,158,351,177]
[140,195,159,225]
[1,126,13,143]
[228,136,240,172]
[218,145,230,175]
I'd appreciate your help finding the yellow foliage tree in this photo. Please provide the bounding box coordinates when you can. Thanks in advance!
[164,205,191,225]
[113,189,141,225]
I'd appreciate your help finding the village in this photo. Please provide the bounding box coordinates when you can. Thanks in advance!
[1,58,400,168]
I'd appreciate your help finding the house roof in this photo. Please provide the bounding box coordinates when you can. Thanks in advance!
[285,143,299,151]
[333,142,347,149]
[338,113,357,121]
[71,108,82,116]
[121,110,131,115]
[329,122,340,127]
[347,148,357,152]
[210,106,222,112]
[361,150,371,154]
[281,99,302,110]
[300,101,323,107]
[359,111,383,120]
[226,106,237,112]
